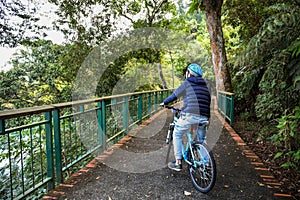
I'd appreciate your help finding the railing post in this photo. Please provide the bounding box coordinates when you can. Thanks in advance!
[123,97,129,133]
[53,109,63,184]
[160,91,163,103]
[138,94,142,123]
[154,91,158,111]
[0,119,13,199]
[224,94,227,119]
[101,100,106,147]
[217,91,234,125]
[111,98,117,106]
[217,93,220,111]
[79,105,84,112]
[97,102,104,154]
[44,111,54,190]
[0,119,4,135]
[230,95,235,125]
[148,93,151,116]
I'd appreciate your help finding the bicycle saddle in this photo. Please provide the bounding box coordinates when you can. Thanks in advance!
[191,121,209,131]
[198,121,209,126]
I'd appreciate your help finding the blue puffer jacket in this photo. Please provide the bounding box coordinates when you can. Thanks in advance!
[163,76,211,118]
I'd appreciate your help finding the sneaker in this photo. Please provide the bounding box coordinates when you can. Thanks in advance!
[168,161,182,171]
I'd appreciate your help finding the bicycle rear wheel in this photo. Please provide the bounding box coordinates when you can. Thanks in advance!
[165,125,174,164]
[188,142,216,193]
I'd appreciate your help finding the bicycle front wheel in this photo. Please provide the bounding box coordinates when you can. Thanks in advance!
[165,137,173,164]
[165,129,173,164]
[188,142,216,193]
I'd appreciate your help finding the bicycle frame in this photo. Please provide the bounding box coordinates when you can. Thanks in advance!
[183,128,208,168]
[183,132,195,165]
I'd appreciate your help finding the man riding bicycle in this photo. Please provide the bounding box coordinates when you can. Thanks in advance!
[161,63,211,171]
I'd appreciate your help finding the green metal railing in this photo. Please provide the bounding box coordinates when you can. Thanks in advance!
[217,91,235,125]
[0,89,172,199]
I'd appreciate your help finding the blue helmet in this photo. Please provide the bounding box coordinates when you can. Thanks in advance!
[187,63,203,77]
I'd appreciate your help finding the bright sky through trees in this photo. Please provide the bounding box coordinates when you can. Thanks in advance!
[0,0,64,71]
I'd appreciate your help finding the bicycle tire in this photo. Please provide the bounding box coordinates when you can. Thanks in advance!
[165,124,174,164]
[165,138,173,164]
[187,142,216,193]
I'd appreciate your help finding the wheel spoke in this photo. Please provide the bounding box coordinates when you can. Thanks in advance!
[188,142,216,193]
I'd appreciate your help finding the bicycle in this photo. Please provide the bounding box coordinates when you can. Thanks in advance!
[164,105,217,193]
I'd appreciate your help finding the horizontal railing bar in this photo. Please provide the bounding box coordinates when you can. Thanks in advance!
[62,144,103,172]
[129,120,140,128]
[106,129,126,143]
[15,177,52,200]
[218,91,234,96]
[0,89,171,120]
[218,109,230,120]
[4,120,49,134]
[0,106,54,120]
[59,108,99,119]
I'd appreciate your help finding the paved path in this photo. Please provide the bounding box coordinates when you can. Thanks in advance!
[43,99,293,200]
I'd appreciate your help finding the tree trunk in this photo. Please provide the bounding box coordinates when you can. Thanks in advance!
[169,51,175,88]
[204,0,232,92]
[157,63,168,89]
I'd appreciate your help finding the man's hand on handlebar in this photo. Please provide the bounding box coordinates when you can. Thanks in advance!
[160,103,174,110]
[160,102,166,108]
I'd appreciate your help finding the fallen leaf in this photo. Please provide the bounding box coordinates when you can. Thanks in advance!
[257,182,265,187]
[224,185,229,188]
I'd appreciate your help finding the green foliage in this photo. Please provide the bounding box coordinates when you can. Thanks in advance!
[0,40,82,109]
[254,51,289,120]
[272,106,300,170]
[289,38,300,57]
[49,0,115,45]
[232,3,300,116]
[229,1,300,177]
[171,7,214,81]
[187,0,205,14]
[0,120,49,199]
[222,25,245,62]
[288,38,300,90]
[110,0,176,28]
[223,0,288,44]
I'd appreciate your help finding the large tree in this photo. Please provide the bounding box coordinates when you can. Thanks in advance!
[190,0,232,92]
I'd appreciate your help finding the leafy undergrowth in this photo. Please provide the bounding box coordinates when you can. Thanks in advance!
[233,117,300,198]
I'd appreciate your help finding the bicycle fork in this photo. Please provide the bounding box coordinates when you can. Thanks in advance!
[166,123,175,144]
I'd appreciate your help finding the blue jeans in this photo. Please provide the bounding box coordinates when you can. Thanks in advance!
[173,112,208,160]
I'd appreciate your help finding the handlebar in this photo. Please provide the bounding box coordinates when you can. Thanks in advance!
[160,104,181,115]
[164,105,174,109]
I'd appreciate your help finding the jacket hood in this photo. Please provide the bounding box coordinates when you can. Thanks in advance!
[186,76,207,85]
